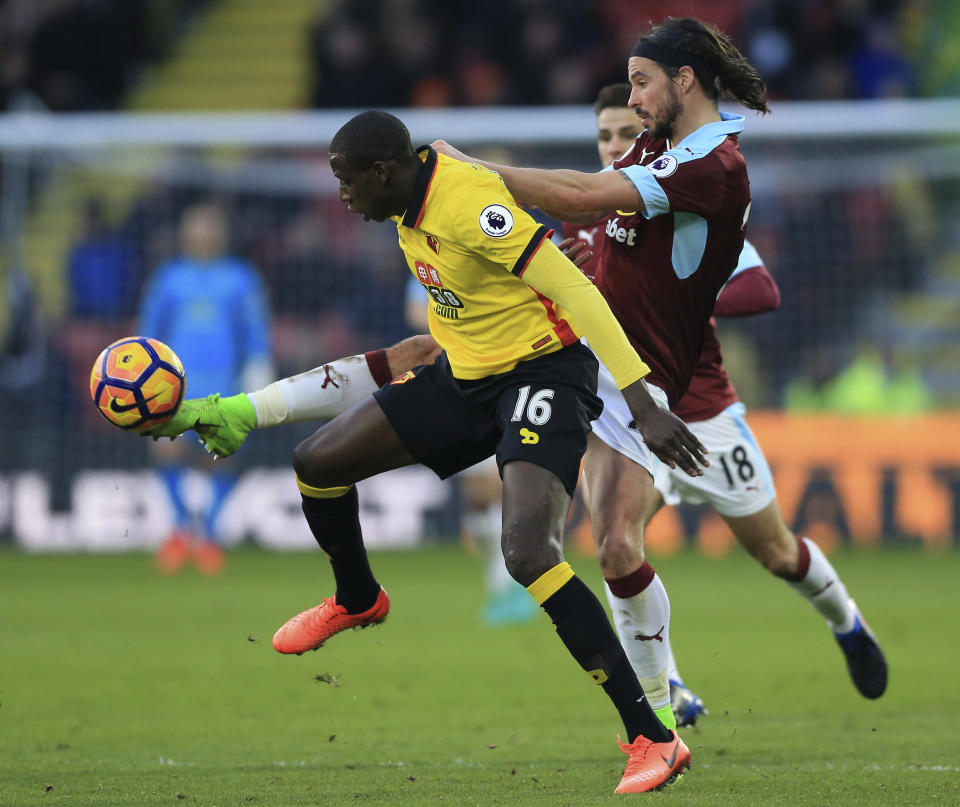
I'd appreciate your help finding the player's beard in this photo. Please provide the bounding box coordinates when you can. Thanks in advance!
[650,85,683,141]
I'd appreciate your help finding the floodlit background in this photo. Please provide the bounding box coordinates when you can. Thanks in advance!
[0,0,958,552]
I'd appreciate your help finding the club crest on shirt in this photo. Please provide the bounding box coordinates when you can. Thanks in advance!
[426,234,440,254]
[647,154,678,178]
[479,204,514,238]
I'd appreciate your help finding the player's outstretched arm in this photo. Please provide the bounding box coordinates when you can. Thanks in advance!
[431,139,635,221]
[144,335,441,457]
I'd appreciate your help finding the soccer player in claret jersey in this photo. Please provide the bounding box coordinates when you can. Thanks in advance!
[564,82,888,726]
[151,110,706,793]
[433,18,862,769]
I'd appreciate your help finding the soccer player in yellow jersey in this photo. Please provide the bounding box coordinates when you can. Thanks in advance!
[151,110,706,793]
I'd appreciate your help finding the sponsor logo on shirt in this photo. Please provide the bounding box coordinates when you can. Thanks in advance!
[479,204,514,238]
[605,216,637,246]
[415,260,443,287]
[415,260,463,319]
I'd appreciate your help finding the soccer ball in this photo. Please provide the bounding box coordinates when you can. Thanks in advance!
[90,336,186,432]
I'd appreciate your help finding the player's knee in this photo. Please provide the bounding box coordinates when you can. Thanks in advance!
[501,533,563,587]
[593,525,645,574]
[292,439,316,483]
[502,549,550,588]
[767,551,800,578]
[292,433,337,487]
[751,536,798,578]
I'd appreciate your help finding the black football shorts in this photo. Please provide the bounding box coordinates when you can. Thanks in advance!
[373,342,602,496]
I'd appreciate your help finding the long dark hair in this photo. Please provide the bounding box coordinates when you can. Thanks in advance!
[638,17,770,114]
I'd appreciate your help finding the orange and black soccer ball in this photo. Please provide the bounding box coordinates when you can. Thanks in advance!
[90,336,186,432]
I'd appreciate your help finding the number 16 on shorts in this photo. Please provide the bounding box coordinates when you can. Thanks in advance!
[511,385,555,425]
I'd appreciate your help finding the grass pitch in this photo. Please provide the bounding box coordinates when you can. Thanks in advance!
[1,544,958,806]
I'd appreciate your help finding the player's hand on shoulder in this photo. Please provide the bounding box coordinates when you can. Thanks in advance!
[431,139,471,163]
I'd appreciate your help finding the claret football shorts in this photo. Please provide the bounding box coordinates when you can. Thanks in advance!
[373,342,602,496]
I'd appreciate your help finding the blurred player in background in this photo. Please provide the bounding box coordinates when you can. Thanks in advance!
[151,109,708,793]
[432,16,773,744]
[140,201,273,574]
[566,82,887,726]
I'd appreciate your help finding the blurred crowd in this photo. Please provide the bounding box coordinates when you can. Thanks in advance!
[309,0,953,107]
[1,0,957,113]
[0,0,208,111]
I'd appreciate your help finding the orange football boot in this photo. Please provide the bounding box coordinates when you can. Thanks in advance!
[615,730,691,793]
[272,588,390,655]
[155,530,193,574]
[192,538,226,576]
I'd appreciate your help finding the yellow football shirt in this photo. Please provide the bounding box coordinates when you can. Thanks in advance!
[396,147,648,387]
